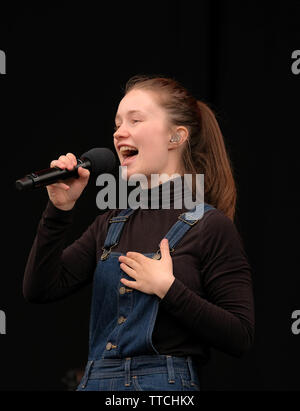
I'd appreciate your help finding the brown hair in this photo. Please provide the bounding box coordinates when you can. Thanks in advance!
[124,75,237,221]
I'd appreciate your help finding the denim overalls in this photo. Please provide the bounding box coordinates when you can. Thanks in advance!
[77,202,215,391]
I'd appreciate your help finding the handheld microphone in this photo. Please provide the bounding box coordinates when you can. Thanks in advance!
[15,147,116,191]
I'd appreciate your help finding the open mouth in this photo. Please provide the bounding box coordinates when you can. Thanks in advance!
[119,146,139,165]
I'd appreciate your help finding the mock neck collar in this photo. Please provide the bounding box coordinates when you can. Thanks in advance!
[137,175,188,210]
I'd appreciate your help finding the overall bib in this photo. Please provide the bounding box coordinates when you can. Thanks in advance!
[77,202,215,391]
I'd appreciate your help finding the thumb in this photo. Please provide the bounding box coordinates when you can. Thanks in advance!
[78,167,90,179]
[160,238,171,259]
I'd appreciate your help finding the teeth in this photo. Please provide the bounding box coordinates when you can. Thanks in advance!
[119,146,138,153]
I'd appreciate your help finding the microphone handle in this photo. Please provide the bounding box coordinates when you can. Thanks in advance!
[15,159,91,191]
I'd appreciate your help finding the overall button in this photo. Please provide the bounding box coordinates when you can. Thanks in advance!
[119,287,126,295]
[106,342,117,350]
[106,342,112,350]
[118,316,126,325]
[119,287,132,294]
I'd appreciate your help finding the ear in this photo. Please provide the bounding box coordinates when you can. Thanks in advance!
[168,126,189,148]
[177,127,189,143]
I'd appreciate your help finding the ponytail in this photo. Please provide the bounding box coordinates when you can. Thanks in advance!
[182,100,237,221]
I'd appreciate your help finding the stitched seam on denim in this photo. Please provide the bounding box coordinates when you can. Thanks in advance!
[132,376,143,391]
[91,354,169,364]
[91,356,192,366]
[146,295,160,354]
[89,367,188,379]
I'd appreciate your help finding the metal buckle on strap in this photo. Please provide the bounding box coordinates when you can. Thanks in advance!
[152,247,175,260]
[101,242,118,260]
[178,213,199,226]
[108,217,129,223]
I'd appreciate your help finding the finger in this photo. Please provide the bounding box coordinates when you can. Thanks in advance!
[58,155,75,170]
[159,238,171,259]
[126,251,144,263]
[50,159,65,169]
[50,158,71,170]
[119,263,137,278]
[66,152,78,167]
[77,166,90,179]
[120,278,138,290]
[119,256,138,270]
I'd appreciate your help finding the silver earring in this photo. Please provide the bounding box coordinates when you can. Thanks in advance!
[170,133,181,143]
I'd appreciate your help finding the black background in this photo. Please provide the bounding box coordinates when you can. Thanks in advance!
[0,1,299,390]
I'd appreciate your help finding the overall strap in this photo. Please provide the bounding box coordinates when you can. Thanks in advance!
[100,208,136,260]
[101,203,215,260]
[152,203,215,259]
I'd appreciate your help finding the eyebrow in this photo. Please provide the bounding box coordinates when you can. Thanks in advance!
[115,110,144,122]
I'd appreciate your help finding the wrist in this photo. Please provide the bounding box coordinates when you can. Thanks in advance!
[156,275,175,299]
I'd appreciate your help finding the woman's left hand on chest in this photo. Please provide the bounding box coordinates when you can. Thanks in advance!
[118,238,175,299]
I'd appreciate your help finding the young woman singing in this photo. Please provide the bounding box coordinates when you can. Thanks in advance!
[23,75,255,391]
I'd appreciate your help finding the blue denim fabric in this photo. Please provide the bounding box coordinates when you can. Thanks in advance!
[78,202,214,391]
[77,355,201,391]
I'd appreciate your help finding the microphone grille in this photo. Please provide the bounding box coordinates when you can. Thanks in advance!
[80,147,116,175]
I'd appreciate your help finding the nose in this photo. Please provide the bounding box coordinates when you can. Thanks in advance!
[113,123,130,141]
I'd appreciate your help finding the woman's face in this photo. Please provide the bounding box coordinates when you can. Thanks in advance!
[113,89,178,184]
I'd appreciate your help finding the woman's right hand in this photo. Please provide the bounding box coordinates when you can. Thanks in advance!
[46,153,90,210]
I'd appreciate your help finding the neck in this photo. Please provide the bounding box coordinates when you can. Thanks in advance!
[138,175,187,209]
[140,173,182,189]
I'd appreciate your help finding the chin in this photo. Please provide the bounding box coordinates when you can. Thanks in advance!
[120,166,139,181]
[121,166,152,185]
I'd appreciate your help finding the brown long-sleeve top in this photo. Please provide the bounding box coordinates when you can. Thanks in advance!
[23,178,255,365]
